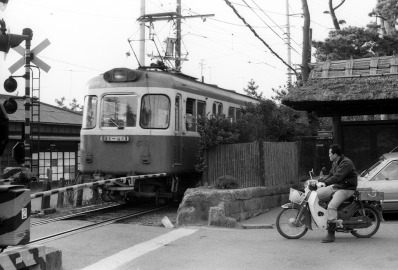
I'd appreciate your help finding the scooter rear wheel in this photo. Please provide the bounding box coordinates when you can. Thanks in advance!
[276,208,308,239]
[350,205,381,238]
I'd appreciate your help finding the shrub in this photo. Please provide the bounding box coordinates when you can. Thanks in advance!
[214,175,240,189]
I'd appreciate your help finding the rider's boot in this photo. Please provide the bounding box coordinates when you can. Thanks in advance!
[322,221,336,243]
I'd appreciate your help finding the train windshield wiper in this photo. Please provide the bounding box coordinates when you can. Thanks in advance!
[109,118,124,129]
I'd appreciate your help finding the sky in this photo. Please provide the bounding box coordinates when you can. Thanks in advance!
[0,0,377,107]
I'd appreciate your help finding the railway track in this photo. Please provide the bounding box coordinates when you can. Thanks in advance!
[28,205,169,246]
[31,203,124,227]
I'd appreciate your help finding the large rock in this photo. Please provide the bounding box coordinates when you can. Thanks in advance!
[176,185,296,227]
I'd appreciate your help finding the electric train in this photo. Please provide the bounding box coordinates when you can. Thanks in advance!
[79,66,258,202]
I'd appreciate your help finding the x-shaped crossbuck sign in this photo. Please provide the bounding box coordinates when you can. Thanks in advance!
[8,38,51,74]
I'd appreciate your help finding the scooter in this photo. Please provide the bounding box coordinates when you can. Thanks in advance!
[276,180,383,239]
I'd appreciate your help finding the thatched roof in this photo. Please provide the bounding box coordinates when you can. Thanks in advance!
[282,56,398,117]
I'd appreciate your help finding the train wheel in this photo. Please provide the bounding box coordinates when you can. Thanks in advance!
[125,194,137,205]
[101,190,125,203]
[101,191,113,202]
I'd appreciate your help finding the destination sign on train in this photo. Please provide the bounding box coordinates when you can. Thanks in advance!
[100,136,130,142]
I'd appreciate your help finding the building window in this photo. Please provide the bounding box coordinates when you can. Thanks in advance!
[32,151,77,180]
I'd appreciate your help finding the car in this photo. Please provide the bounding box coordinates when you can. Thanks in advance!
[357,152,398,212]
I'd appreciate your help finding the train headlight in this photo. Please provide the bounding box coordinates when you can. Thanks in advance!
[103,68,138,82]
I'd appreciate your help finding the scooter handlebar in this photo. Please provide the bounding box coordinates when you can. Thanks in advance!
[317,182,326,188]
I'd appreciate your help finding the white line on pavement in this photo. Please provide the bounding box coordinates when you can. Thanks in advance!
[80,228,198,270]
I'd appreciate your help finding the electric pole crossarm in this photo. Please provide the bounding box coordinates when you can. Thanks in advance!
[137,12,214,23]
[137,12,183,22]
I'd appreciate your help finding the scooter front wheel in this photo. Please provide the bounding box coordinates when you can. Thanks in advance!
[276,208,308,239]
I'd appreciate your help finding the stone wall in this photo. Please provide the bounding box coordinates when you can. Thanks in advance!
[176,184,301,228]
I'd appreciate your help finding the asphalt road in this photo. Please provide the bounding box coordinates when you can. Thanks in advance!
[121,220,398,270]
[33,213,398,270]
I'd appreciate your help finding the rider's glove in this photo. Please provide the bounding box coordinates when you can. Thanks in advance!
[308,181,318,191]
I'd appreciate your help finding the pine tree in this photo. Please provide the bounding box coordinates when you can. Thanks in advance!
[243,79,262,100]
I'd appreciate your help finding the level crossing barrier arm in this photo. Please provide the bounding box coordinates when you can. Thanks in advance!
[30,173,167,199]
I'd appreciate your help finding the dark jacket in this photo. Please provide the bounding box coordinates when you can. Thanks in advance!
[321,155,358,190]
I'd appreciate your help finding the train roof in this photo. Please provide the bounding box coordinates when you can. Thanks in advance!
[86,68,259,106]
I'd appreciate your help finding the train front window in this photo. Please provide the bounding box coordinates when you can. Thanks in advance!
[100,95,138,128]
[82,95,97,129]
[140,94,170,129]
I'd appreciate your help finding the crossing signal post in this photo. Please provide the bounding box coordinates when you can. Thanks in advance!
[1,20,33,168]
[0,104,9,156]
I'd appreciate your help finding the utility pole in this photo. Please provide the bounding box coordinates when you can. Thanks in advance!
[301,0,311,84]
[286,0,292,87]
[137,1,214,71]
[175,0,182,71]
[139,0,146,67]
[200,59,205,82]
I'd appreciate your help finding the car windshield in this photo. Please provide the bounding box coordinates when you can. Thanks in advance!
[360,157,386,177]
[372,160,398,181]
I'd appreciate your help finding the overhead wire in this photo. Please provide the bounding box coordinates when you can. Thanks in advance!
[134,1,292,74]
[249,0,302,51]
[182,7,275,52]
[39,56,103,72]
[223,0,298,77]
[15,1,134,20]
[242,0,301,56]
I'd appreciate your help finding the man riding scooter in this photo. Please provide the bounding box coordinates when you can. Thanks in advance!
[317,144,358,243]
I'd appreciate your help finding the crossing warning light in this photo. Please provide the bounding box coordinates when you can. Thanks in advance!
[0,19,28,53]
[3,77,18,93]
[2,76,19,115]
[3,98,18,114]
[0,185,31,249]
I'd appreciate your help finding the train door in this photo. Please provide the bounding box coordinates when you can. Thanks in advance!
[174,94,183,166]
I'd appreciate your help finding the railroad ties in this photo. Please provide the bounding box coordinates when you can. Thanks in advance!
[30,173,167,199]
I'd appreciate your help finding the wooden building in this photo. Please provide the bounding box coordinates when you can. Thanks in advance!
[282,56,398,171]
[0,94,82,180]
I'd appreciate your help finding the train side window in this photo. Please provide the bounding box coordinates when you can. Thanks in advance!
[236,108,242,120]
[186,98,196,131]
[218,103,223,116]
[197,101,206,118]
[228,107,242,123]
[82,95,97,129]
[175,96,181,132]
[140,94,170,129]
[212,102,223,117]
[228,107,235,122]
[186,98,206,132]
[100,95,138,128]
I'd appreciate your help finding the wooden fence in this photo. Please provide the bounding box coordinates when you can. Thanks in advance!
[203,138,319,188]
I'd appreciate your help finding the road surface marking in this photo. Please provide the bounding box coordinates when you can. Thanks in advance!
[80,228,198,270]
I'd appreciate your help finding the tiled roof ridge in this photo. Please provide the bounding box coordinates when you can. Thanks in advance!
[0,93,82,116]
